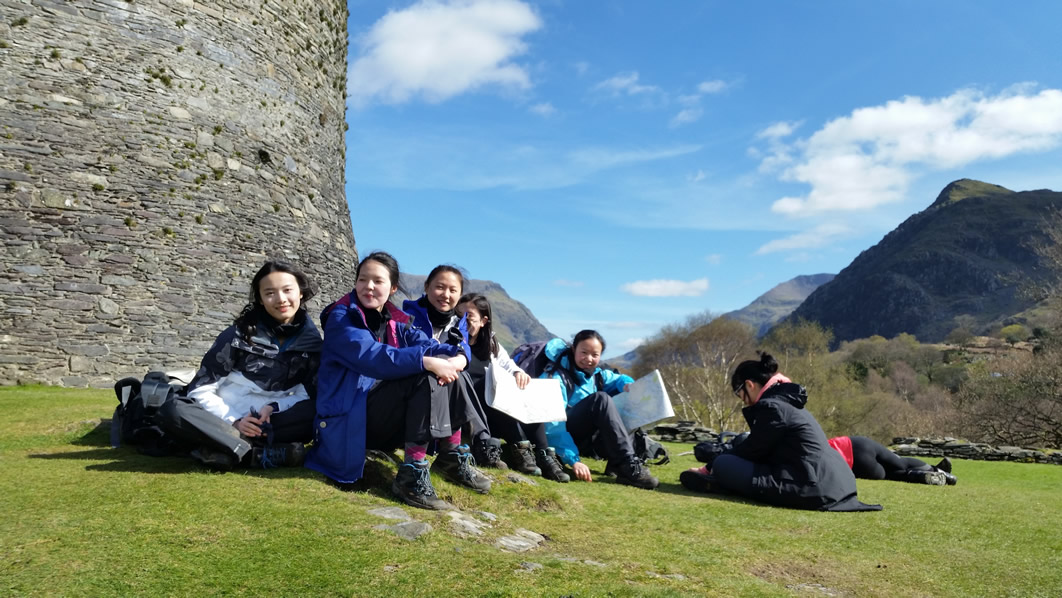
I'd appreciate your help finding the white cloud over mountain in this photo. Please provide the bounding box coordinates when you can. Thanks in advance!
[622,278,710,297]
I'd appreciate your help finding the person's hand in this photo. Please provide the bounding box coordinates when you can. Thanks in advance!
[448,354,468,372]
[572,461,592,482]
[257,404,274,423]
[623,383,631,392]
[424,356,459,384]
[514,371,531,389]
[234,413,264,437]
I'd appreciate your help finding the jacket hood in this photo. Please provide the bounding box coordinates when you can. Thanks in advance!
[256,308,322,353]
[760,382,808,409]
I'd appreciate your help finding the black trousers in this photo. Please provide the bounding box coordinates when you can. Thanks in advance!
[158,396,316,460]
[568,391,635,464]
[364,372,475,451]
[850,436,931,480]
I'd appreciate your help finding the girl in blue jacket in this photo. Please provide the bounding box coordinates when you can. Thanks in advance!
[541,330,659,489]
[305,252,491,510]
[402,266,503,470]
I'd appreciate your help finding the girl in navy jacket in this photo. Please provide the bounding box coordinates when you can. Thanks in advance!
[306,252,491,510]
[159,260,321,470]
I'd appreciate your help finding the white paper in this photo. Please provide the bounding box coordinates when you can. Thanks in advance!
[485,360,568,424]
[610,370,674,432]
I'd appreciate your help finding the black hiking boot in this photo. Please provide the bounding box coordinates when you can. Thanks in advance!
[251,442,307,469]
[471,436,508,470]
[888,468,948,486]
[935,457,953,474]
[431,444,492,493]
[535,447,570,483]
[680,467,717,493]
[504,440,541,476]
[606,457,659,490]
[392,460,456,511]
[190,447,238,471]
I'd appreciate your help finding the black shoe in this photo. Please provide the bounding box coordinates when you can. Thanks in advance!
[535,447,570,483]
[505,440,541,476]
[431,444,492,493]
[607,457,659,490]
[392,460,455,511]
[935,457,953,474]
[936,468,958,486]
[251,442,306,469]
[680,468,716,493]
[888,468,948,486]
[472,436,509,470]
[190,447,238,471]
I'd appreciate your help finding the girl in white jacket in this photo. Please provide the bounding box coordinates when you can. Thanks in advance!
[457,294,569,482]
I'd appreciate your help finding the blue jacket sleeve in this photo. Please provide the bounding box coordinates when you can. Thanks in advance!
[599,368,634,395]
[322,307,427,380]
[185,326,237,394]
[543,367,580,465]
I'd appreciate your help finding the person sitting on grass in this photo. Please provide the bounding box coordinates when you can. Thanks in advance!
[680,352,881,511]
[456,293,569,483]
[830,435,957,486]
[158,260,321,470]
[540,330,659,489]
[305,251,491,511]
[401,265,504,470]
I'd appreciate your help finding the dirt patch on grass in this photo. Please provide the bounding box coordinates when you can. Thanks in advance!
[749,559,854,597]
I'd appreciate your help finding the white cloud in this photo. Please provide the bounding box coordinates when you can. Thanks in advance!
[670,107,703,127]
[568,145,701,170]
[704,253,722,265]
[687,169,706,183]
[594,71,660,96]
[552,278,584,287]
[755,223,851,255]
[530,102,555,116]
[573,61,589,76]
[697,79,728,94]
[757,120,801,140]
[758,87,1062,215]
[622,278,709,297]
[347,0,542,107]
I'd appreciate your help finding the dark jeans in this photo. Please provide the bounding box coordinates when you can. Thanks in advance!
[567,391,635,464]
[711,453,757,495]
[159,396,316,460]
[850,436,931,479]
[364,372,474,451]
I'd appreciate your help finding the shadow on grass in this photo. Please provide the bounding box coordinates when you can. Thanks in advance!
[653,479,762,506]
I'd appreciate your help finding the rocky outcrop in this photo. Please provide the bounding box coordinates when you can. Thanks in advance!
[0,1,355,387]
[891,437,1062,465]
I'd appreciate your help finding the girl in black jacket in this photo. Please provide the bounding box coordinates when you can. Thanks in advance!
[681,353,881,511]
[158,260,322,470]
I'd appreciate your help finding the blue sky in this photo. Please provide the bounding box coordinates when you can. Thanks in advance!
[343,0,1062,357]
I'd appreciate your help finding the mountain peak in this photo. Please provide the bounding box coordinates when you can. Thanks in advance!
[930,179,1013,208]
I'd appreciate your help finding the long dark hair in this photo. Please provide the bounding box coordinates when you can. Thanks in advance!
[731,352,779,393]
[459,293,497,357]
[234,260,315,338]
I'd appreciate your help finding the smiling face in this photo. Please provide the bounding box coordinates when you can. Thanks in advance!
[573,337,603,372]
[355,259,396,312]
[259,271,302,325]
[426,271,462,313]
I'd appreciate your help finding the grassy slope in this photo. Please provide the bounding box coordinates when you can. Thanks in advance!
[2,387,1060,597]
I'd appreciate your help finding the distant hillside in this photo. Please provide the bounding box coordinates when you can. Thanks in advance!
[398,275,555,348]
[784,179,1062,344]
[722,273,835,336]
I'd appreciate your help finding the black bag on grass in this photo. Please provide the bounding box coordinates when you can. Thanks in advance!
[111,372,179,451]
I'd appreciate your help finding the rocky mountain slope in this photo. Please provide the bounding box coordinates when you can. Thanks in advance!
[722,273,835,336]
[784,179,1062,343]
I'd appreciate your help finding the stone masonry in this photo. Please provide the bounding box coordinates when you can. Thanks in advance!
[0,0,357,387]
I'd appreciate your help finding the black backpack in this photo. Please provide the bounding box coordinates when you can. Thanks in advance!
[633,429,670,465]
[693,431,749,466]
[111,372,179,451]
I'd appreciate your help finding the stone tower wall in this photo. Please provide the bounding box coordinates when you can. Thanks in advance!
[0,0,357,387]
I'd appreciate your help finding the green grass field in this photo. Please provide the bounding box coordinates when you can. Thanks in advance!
[2,386,1060,597]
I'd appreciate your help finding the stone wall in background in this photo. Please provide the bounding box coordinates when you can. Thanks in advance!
[0,0,356,387]
[649,423,1062,465]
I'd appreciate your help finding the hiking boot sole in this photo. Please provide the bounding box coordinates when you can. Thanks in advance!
[390,479,457,511]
